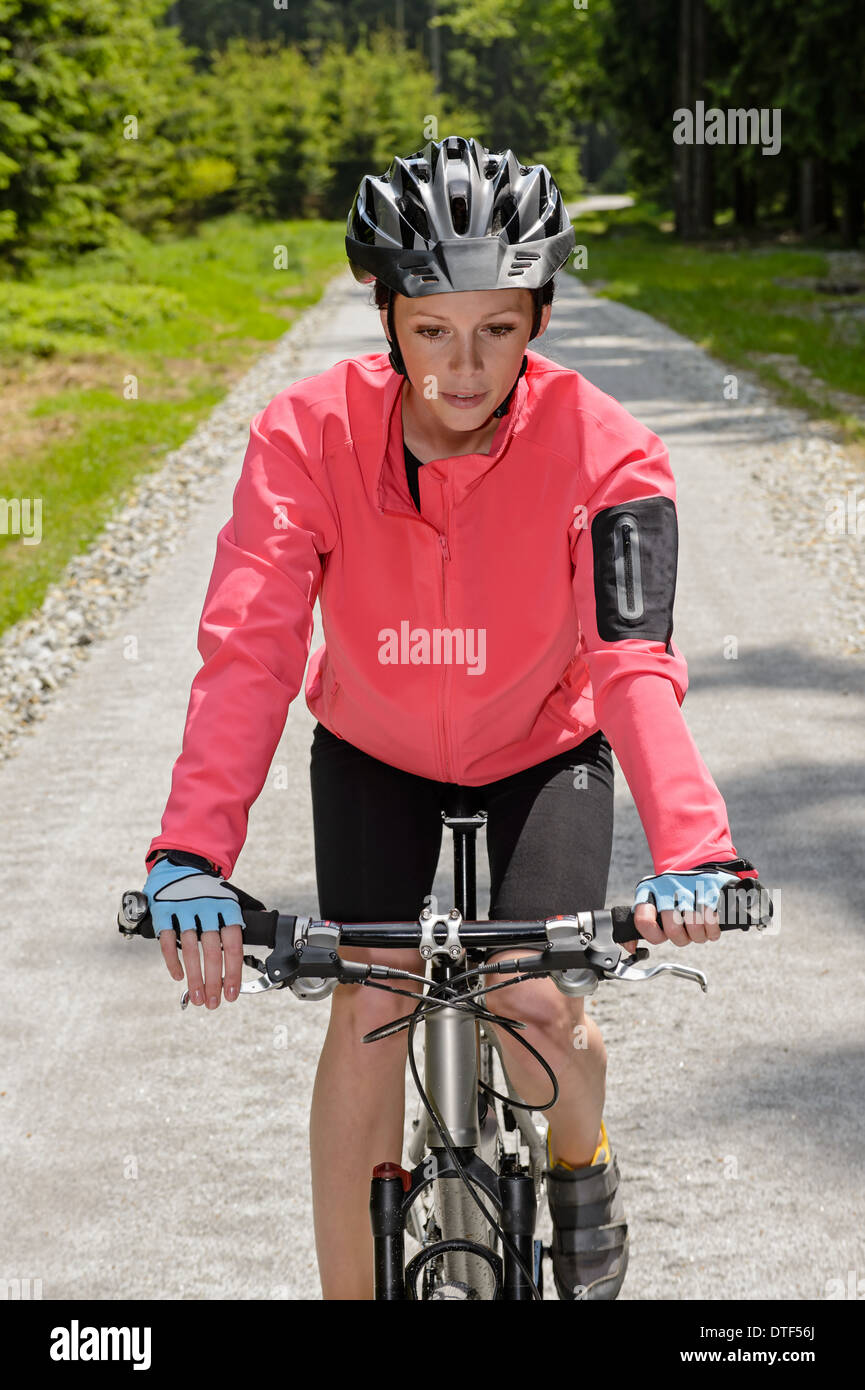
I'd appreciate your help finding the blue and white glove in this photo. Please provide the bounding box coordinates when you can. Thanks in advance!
[144,851,245,938]
[633,857,760,922]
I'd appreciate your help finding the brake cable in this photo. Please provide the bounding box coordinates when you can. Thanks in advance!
[404,982,545,1302]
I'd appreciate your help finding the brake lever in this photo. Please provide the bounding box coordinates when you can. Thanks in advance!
[543,911,709,994]
[607,957,708,992]
[578,911,707,992]
[239,954,287,993]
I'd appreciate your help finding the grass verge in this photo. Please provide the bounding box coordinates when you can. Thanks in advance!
[0,213,347,637]
[566,201,865,444]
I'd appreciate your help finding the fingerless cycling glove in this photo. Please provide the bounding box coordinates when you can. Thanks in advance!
[144,850,244,937]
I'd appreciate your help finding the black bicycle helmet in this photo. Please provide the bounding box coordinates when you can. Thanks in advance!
[345,134,575,416]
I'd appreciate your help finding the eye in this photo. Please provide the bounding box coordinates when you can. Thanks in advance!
[413,325,517,339]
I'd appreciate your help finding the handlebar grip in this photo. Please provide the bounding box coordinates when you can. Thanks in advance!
[610,877,773,941]
[117,885,279,945]
[609,903,748,944]
[611,905,640,943]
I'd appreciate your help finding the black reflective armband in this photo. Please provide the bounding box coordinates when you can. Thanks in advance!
[590,495,678,643]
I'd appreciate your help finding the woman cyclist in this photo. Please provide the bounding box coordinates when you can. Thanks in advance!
[141,135,763,1301]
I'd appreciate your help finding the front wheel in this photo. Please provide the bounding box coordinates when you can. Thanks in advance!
[427,1081,502,1298]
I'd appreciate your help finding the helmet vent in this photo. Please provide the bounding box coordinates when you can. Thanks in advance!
[508,250,541,277]
[407,267,440,284]
[397,192,432,240]
[491,192,517,236]
[450,194,469,234]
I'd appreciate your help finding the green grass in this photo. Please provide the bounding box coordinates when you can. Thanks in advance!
[566,202,865,441]
[0,213,348,636]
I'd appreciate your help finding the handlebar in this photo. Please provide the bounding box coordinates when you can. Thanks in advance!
[117,875,773,1003]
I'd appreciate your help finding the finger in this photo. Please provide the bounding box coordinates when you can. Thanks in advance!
[633,902,664,945]
[660,907,690,947]
[221,922,244,1001]
[202,930,223,1008]
[160,926,184,981]
[181,928,205,1005]
[681,904,723,943]
[681,910,708,945]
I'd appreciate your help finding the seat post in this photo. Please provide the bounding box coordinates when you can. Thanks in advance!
[441,789,487,920]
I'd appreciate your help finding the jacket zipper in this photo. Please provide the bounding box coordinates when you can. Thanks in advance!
[392,478,454,779]
[438,494,453,782]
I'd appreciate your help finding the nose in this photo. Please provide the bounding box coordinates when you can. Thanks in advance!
[446,330,486,380]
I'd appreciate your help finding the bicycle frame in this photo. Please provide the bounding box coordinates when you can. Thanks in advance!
[368,790,545,1300]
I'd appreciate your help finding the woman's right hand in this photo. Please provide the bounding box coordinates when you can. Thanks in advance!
[143,851,245,1009]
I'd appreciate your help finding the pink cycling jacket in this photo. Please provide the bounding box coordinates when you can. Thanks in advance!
[146,348,738,882]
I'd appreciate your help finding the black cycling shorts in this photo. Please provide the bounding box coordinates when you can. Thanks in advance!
[309,721,614,923]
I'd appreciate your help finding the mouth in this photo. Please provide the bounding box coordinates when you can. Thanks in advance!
[441,390,489,409]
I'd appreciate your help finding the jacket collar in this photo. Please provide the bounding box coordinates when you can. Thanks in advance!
[374,351,533,514]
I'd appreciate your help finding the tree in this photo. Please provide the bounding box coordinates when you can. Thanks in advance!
[0,0,200,269]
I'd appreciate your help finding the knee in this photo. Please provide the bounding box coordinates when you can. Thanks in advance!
[483,965,608,1063]
[329,947,423,1035]
[484,975,581,1050]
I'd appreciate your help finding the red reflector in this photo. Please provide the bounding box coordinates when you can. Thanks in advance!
[372,1162,411,1190]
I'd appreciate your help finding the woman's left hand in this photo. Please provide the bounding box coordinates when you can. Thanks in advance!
[623,867,737,951]
[628,899,721,949]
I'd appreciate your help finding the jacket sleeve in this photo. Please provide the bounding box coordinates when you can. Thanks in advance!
[145,400,340,881]
[569,409,737,876]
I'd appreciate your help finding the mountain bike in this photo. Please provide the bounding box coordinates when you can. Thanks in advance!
[117,789,772,1300]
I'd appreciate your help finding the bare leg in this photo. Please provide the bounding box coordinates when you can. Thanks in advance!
[482,947,606,1167]
[309,946,423,1299]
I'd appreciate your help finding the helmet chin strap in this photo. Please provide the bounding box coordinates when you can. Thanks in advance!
[492,354,528,417]
[386,291,541,418]
[386,293,408,377]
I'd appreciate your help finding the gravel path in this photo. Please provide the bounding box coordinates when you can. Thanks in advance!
[0,263,862,1302]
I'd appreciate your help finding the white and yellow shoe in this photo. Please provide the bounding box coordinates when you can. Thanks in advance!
[543,1119,629,1300]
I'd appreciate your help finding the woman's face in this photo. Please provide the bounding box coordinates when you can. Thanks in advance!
[381,286,550,429]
